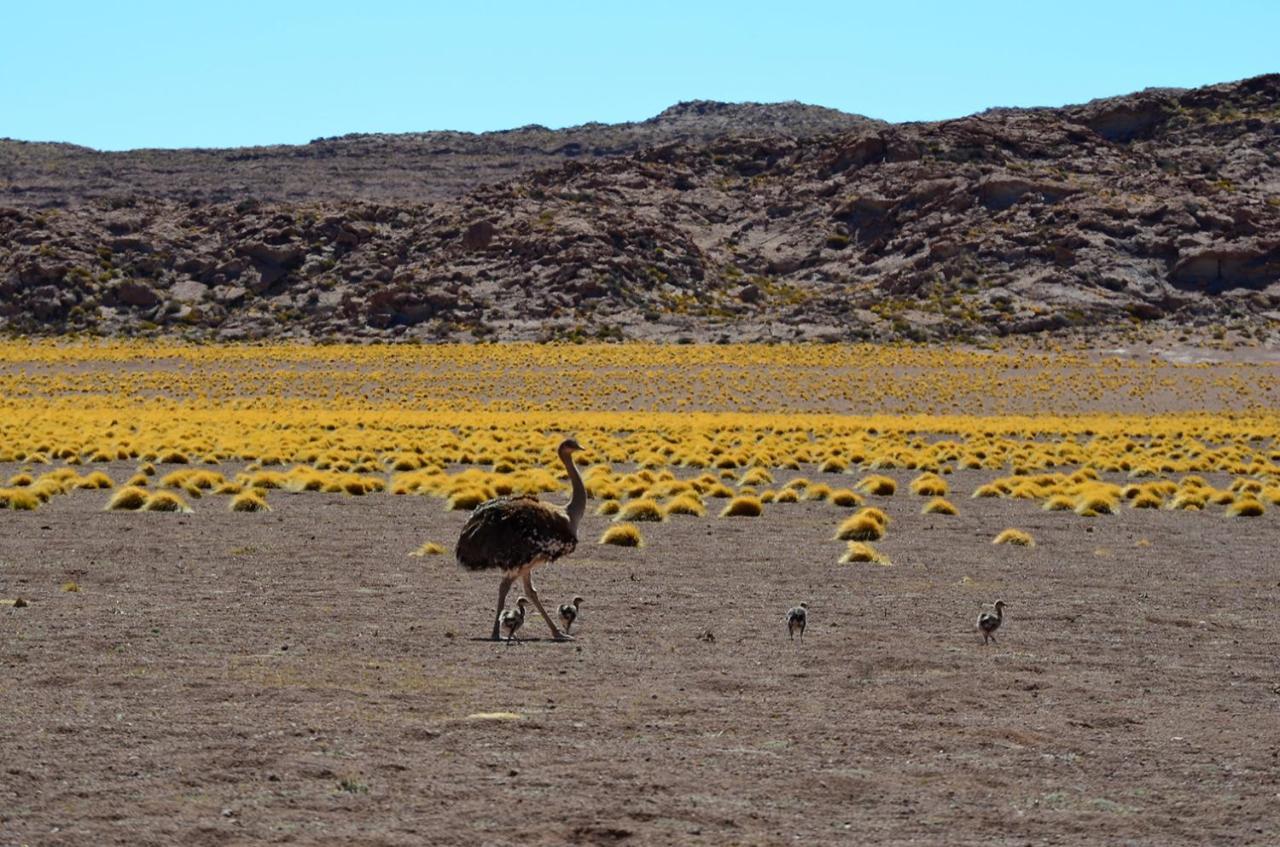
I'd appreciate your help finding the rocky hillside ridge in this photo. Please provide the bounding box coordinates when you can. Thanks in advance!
[1,75,1278,342]
[0,101,879,207]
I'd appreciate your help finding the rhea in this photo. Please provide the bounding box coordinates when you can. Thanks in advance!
[498,598,529,644]
[786,602,808,641]
[977,600,1006,645]
[558,596,584,635]
[456,438,586,641]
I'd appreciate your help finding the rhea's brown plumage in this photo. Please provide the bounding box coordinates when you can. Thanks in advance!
[456,437,587,641]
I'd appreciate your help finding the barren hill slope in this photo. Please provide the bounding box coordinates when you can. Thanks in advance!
[1,76,1278,342]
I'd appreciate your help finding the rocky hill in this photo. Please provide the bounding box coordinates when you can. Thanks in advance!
[1,76,1278,342]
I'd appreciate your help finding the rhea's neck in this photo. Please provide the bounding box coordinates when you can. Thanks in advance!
[561,450,586,534]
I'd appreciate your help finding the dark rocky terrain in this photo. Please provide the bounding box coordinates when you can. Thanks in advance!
[1,76,1278,342]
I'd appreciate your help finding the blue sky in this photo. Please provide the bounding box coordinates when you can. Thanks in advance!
[3,1,1275,150]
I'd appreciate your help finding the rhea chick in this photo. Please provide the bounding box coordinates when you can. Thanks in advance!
[499,597,530,644]
[786,602,808,641]
[558,596,584,635]
[977,600,1006,645]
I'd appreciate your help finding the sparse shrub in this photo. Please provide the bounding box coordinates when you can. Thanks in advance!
[856,475,896,496]
[596,500,621,516]
[909,473,948,496]
[664,494,705,517]
[230,491,272,512]
[142,491,192,513]
[922,497,957,515]
[600,523,643,547]
[105,486,149,511]
[992,528,1035,546]
[1226,497,1265,517]
[828,488,863,507]
[835,513,884,541]
[804,483,833,501]
[840,541,890,565]
[1042,495,1075,511]
[447,489,489,511]
[75,471,114,490]
[0,488,40,510]
[618,498,664,522]
[721,495,763,517]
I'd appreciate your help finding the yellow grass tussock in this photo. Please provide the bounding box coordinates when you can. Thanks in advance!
[447,489,490,511]
[840,541,891,565]
[596,500,621,516]
[1042,494,1075,511]
[142,491,193,513]
[664,494,706,517]
[230,491,272,512]
[75,471,114,490]
[618,498,665,522]
[909,473,948,496]
[835,513,884,542]
[6,473,33,487]
[410,541,447,556]
[0,488,40,510]
[105,486,150,511]
[992,528,1035,547]
[922,497,958,515]
[828,488,863,508]
[721,495,763,517]
[600,523,643,547]
[1226,497,1265,517]
[856,475,896,496]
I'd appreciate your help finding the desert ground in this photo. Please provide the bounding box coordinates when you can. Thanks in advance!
[1,343,1278,845]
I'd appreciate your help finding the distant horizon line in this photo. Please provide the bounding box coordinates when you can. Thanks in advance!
[5,72,1271,154]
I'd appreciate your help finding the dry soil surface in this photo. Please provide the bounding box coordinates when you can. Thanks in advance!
[2,467,1279,845]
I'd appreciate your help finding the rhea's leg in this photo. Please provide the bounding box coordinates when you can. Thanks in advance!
[522,570,570,641]
[492,575,514,641]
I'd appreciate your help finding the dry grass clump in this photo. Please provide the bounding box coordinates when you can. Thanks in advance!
[1130,491,1164,509]
[720,495,763,517]
[1042,494,1075,511]
[409,541,446,556]
[839,541,891,565]
[596,500,621,516]
[618,498,665,522]
[0,488,40,510]
[664,494,706,517]
[804,483,833,501]
[819,457,848,473]
[447,489,489,511]
[230,491,272,512]
[774,489,799,503]
[922,497,958,515]
[1165,491,1205,510]
[855,475,896,496]
[828,488,864,508]
[909,473,948,496]
[600,523,643,547]
[142,491,193,513]
[1073,492,1117,517]
[971,483,1004,498]
[105,485,149,511]
[835,513,884,541]
[1226,497,1265,517]
[6,473,33,487]
[992,528,1035,547]
[741,468,773,486]
[75,471,114,490]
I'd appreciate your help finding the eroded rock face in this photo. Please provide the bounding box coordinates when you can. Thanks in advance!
[1,75,1278,341]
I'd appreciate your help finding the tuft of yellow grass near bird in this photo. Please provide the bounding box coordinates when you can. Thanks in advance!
[600,523,644,547]
[409,541,446,556]
[992,528,1035,547]
[618,498,665,522]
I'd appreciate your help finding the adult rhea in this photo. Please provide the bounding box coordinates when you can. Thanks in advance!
[457,438,586,641]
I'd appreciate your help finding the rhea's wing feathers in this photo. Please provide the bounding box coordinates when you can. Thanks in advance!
[456,495,578,571]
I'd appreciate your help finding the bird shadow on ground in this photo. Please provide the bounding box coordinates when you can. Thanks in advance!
[465,637,576,645]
